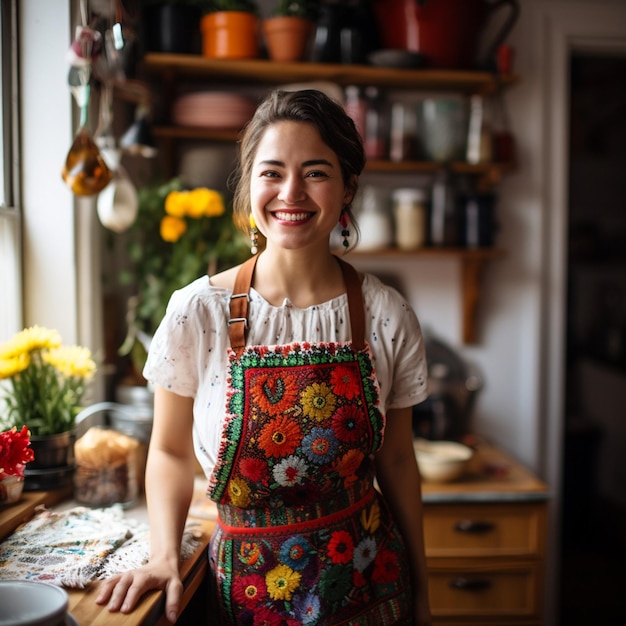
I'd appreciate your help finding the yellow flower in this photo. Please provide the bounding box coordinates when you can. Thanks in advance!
[164,190,188,218]
[0,325,61,360]
[160,215,187,242]
[43,346,96,380]
[228,477,251,507]
[0,353,30,379]
[301,382,337,421]
[188,188,225,218]
[266,564,301,601]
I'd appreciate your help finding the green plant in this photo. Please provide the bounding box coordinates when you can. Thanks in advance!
[205,0,259,13]
[118,178,249,375]
[270,0,316,19]
[0,327,97,436]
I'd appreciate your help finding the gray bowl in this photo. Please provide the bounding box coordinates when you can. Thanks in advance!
[0,580,68,626]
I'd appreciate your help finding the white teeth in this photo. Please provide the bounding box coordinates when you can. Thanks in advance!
[274,211,309,221]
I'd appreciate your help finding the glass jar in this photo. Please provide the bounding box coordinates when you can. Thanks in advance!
[74,427,139,508]
[392,187,427,250]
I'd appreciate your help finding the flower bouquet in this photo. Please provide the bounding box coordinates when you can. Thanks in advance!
[0,326,97,437]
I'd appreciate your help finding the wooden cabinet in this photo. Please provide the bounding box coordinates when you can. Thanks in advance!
[138,54,519,343]
[421,444,550,625]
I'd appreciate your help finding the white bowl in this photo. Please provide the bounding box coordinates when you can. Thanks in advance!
[414,438,474,483]
[0,580,68,626]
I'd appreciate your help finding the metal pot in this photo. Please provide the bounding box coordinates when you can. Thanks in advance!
[412,333,483,441]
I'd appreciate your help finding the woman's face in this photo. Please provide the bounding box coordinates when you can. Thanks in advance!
[250,121,355,252]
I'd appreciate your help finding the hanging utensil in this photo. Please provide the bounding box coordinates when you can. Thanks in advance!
[62,23,112,196]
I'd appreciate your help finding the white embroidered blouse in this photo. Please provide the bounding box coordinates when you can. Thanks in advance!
[143,272,428,479]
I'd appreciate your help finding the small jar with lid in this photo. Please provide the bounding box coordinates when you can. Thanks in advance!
[392,188,427,250]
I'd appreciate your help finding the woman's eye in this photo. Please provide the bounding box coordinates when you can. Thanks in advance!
[305,170,328,178]
[261,170,280,178]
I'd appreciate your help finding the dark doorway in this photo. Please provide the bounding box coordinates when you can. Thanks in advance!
[560,52,626,626]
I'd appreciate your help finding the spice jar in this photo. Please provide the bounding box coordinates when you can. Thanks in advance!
[74,426,139,508]
[392,188,427,250]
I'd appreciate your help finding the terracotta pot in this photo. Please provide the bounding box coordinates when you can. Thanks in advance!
[201,11,260,59]
[263,16,314,63]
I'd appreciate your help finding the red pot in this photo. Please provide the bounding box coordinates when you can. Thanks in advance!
[372,0,519,70]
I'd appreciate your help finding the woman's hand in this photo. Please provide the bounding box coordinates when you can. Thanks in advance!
[95,558,183,624]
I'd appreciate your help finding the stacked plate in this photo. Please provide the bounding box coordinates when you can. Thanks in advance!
[172,91,257,129]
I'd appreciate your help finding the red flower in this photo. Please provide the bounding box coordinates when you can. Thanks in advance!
[232,573,268,609]
[239,457,269,483]
[0,426,34,478]
[330,365,361,400]
[327,530,354,564]
[372,547,399,584]
[332,405,367,443]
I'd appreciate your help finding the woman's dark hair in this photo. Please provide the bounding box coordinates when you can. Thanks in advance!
[230,89,365,245]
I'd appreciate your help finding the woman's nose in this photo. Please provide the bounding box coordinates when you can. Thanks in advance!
[278,174,306,203]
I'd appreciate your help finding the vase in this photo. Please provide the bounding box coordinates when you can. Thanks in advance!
[23,432,76,492]
[0,474,24,506]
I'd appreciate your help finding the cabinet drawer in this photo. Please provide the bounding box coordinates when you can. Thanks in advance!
[423,503,546,558]
[428,564,540,619]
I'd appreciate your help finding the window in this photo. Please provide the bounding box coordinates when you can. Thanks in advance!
[0,0,21,342]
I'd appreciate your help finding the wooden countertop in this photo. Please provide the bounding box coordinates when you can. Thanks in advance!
[420,441,551,503]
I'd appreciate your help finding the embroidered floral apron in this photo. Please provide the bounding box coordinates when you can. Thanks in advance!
[207,255,412,625]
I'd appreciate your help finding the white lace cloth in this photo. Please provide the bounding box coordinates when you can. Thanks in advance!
[0,505,200,588]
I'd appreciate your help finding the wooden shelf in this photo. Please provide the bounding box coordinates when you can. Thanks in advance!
[142,54,518,94]
[345,247,505,343]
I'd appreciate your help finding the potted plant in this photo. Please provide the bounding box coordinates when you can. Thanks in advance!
[117,178,249,380]
[0,426,34,505]
[201,0,261,59]
[141,0,207,54]
[263,0,317,62]
[0,326,97,487]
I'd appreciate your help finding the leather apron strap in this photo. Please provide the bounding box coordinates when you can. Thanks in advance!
[228,254,365,356]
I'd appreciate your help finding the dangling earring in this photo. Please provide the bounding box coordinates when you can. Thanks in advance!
[249,213,259,255]
[339,208,350,248]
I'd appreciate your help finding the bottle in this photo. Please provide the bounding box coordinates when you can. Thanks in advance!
[389,102,418,162]
[430,169,459,247]
[356,185,393,251]
[392,188,426,250]
[466,95,493,164]
[344,85,366,140]
[364,87,387,160]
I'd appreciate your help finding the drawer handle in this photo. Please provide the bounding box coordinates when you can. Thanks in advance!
[449,577,492,591]
[454,519,495,534]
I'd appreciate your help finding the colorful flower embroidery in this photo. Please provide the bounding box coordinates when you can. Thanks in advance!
[238,541,263,567]
[330,364,361,400]
[279,536,313,571]
[258,415,302,458]
[301,427,338,465]
[232,574,268,608]
[228,477,251,507]
[353,537,377,573]
[249,372,300,416]
[293,592,321,624]
[318,564,352,604]
[266,564,301,601]
[300,382,337,421]
[327,530,354,564]
[360,500,381,534]
[372,547,401,585]
[332,405,367,443]
[272,455,308,487]
[239,457,269,484]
